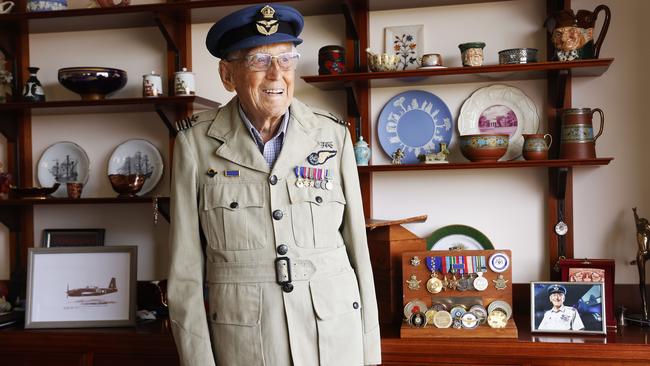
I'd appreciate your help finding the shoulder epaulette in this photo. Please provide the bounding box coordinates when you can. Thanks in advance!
[312,110,349,127]
[174,109,221,132]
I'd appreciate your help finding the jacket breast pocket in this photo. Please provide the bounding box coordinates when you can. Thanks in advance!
[310,271,364,365]
[287,179,346,249]
[201,183,268,251]
[208,283,264,366]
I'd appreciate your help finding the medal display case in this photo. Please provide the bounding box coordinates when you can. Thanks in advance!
[401,249,517,338]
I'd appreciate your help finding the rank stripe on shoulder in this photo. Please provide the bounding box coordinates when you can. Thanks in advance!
[174,115,198,132]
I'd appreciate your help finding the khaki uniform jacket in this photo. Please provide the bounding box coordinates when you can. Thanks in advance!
[168,97,381,366]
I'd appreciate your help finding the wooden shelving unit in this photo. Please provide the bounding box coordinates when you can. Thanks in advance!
[0,196,163,206]
[302,58,614,89]
[358,158,613,172]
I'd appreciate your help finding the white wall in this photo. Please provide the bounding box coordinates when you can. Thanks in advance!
[1,0,647,284]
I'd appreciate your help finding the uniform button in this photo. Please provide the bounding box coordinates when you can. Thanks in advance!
[230,202,238,209]
[315,196,323,204]
[277,244,288,255]
[353,302,359,309]
[282,283,294,293]
[269,175,278,185]
[272,210,283,220]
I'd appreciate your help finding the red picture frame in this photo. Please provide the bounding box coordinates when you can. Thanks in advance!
[559,258,615,328]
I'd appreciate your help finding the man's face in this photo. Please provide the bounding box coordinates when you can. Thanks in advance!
[552,27,589,51]
[549,292,565,308]
[219,42,295,124]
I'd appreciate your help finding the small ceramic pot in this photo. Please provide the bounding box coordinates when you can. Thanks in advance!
[458,42,486,67]
[318,45,346,75]
[522,133,552,160]
[354,136,371,166]
[0,172,11,199]
[174,67,195,96]
[420,53,443,67]
[460,134,509,162]
[498,48,538,64]
[66,182,83,199]
[143,71,163,97]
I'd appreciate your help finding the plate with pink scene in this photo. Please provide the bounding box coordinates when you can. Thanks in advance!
[457,84,539,160]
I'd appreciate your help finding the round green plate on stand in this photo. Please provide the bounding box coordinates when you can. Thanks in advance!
[427,224,494,250]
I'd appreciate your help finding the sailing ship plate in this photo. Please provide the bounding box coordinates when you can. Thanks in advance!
[37,141,90,198]
[108,139,163,196]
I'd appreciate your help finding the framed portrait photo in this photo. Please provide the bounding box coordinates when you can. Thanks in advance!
[531,281,606,335]
[42,228,105,248]
[26,246,137,329]
[559,258,615,328]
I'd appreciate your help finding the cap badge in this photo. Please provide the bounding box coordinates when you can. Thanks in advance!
[256,5,279,36]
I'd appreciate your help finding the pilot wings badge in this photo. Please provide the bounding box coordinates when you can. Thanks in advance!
[307,150,337,165]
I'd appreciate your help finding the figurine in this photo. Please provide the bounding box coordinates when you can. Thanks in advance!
[417,142,450,164]
[0,54,12,103]
[0,295,11,312]
[391,148,405,165]
[632,207,650,322]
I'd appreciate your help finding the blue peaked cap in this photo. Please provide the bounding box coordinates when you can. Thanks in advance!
[547,284,567,296]
[206,4,304,59]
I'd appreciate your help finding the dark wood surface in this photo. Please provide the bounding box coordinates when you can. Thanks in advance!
[358,158,613,172]
[302,59,614,89]
[0,196,164,206]
[0,96,220,115]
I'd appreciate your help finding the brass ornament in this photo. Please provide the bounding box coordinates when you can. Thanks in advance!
[256,5,279,36]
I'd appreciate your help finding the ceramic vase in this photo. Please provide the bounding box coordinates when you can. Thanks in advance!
[354,136,371,166]
[23,67,45,102]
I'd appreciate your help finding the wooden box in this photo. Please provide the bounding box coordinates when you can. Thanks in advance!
[366,216,426,326]
[400,249,517,338]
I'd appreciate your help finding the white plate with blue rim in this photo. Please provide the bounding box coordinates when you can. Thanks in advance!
[108,139,163,196]
[37,141,90,198]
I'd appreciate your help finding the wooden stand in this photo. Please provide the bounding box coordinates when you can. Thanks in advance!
[401,249,517,338]
[366,215,427,325]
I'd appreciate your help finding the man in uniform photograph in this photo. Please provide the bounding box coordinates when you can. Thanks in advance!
[538,284,585,331]
[167,3,381,366]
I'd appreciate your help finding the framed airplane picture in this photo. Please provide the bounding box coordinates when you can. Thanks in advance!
[25,246,137,329]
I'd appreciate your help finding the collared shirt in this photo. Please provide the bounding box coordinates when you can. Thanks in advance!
[538,305,585,331]
[239,104,289,167]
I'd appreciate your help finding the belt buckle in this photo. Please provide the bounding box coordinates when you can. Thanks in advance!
[275,257,292,285]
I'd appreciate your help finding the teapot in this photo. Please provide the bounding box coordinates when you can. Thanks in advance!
[544,5,610,61]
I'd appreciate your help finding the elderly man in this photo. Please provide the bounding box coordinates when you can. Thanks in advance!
[167,4,381,366]
[538,284,584,331]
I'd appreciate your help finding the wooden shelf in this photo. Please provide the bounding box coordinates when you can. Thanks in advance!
[0,196,164,206]
[357,158,613,173]
[0,0,341,33]
[0,96,220,115]
[302,59,614,89]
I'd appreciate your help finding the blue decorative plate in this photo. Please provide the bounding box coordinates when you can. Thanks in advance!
[378,90,453,164]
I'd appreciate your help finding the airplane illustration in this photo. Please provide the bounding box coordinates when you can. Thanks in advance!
[66,277,117,297]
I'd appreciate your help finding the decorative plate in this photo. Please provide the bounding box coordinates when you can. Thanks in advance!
[427,224,494,250]
[108,139,163,196]
[37,142,90,198]
[458,84,539,160]
[377,90,453,164]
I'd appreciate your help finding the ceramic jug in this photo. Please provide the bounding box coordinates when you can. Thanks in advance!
[0,1,15,13]
[544,5,611,61]
[522,134,552,160]
[559,108,604,160]
[354,136,371,166]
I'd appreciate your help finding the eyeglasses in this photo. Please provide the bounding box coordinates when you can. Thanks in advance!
[230,52,301,72]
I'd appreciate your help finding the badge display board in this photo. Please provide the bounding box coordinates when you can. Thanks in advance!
[401,249,517,338]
